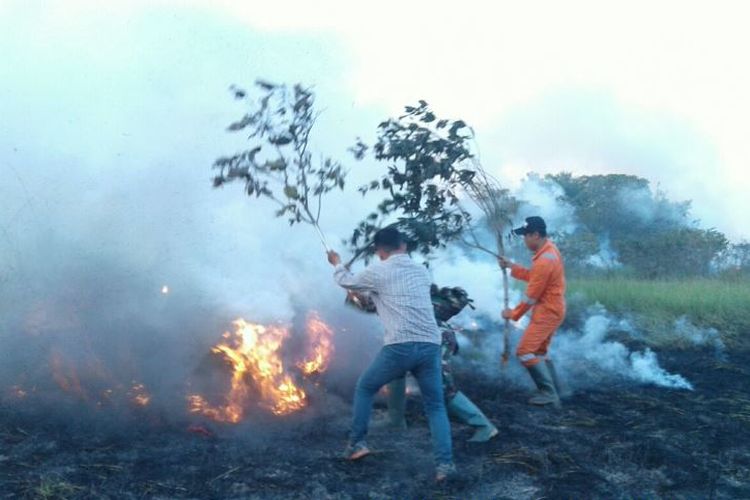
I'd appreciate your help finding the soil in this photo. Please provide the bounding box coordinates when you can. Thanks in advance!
[1,348,748,499]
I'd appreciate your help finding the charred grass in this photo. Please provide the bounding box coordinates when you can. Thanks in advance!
[1,349,748,499]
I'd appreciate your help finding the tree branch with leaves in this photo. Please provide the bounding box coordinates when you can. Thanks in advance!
[346,100,478,265]
[212,80,346,250]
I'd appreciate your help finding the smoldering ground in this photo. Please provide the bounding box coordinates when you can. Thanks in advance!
[2,326,748,499]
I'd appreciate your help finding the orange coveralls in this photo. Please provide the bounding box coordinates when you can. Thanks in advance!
[508,240,566,367]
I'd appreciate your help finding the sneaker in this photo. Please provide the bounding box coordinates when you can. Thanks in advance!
[343,441,371,461]
[435,462,457,482]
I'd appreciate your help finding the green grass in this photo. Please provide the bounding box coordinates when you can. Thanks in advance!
[568,277,750,349]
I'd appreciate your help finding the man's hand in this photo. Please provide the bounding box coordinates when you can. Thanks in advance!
[501,308,513,320]
[327,250,341,266]
[497,256,513,269]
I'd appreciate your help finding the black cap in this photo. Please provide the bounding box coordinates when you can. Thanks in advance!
[513,216,547,236]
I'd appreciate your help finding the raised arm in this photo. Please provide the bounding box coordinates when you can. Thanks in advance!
[333,263,380,293]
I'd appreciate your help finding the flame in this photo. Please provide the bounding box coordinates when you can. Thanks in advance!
[128,382,151,407]
[189,314,336,422]
[188,319,308,422]
[50,351,87,400]
[298,312,335,375]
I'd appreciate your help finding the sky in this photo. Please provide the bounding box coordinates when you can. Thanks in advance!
[1,0,749,301]
[2,0,748,238]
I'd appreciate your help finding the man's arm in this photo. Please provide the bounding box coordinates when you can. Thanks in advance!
[504,260,553,321]
[510,263,531,282]
[334,264,379,292]
[498,256,530,281]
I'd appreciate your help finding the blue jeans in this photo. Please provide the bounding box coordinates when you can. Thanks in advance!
[350,342,453,465]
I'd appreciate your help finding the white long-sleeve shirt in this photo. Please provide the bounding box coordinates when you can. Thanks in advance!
[334,254,441,345]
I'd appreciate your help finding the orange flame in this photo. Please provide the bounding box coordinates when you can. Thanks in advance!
[50,351,87,400]
[128,382,151,407]
[298,312,335,376]
[188,319,309,422]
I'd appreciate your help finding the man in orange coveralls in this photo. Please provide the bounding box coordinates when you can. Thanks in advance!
[498,216,566,408]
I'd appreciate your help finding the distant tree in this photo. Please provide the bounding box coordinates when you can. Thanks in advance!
[545,173,728,278]
[554,229,602,273]
[616,227,727,278]
[717,240,750,277]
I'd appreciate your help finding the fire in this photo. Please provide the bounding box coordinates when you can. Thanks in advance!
[128,383,151,407]
[188,319,306,422]
[189,313,335,423]
[298,312,335,375]
[50,351,87,400]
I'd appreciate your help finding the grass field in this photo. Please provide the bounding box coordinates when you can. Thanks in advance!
[568,277,750,349]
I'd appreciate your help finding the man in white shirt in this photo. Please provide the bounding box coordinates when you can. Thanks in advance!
[327,227,455,482]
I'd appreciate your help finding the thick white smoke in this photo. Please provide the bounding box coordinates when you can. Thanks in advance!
[553,307,693,390]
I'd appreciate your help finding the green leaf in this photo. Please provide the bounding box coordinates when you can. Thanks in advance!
[266,158,287,170]
[283,186,299,199]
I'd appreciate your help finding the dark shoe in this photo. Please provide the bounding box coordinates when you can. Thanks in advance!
[435,462,457,482]
[526,362,561,409]
[447,391,499,442]
[343,441,371,461]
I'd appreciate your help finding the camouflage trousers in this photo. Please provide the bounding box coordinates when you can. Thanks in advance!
[440,326,459,401]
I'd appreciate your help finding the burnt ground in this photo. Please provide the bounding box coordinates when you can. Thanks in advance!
[1,348,749,499]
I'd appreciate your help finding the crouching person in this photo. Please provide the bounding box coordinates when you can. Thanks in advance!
[327,227,455,482]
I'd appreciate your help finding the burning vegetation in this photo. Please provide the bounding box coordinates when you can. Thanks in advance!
[188,312,334,421]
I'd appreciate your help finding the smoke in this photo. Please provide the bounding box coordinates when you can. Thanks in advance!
[672,315,726,360]
[513,174,578,236]
[586,236,622,269]
[448,305,694,392]
[552,307,693,390]
[614,184,690,227]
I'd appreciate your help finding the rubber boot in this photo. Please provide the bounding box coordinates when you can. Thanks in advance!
[546,359,564,398]
[526,362,561,409]
[373,378,407,430]
[447,391,498,442]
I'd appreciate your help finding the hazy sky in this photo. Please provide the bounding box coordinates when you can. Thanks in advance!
[2,0,748,250]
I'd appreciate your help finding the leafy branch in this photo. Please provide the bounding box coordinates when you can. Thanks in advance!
[346,101,477,263]
[212,81,346,248]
